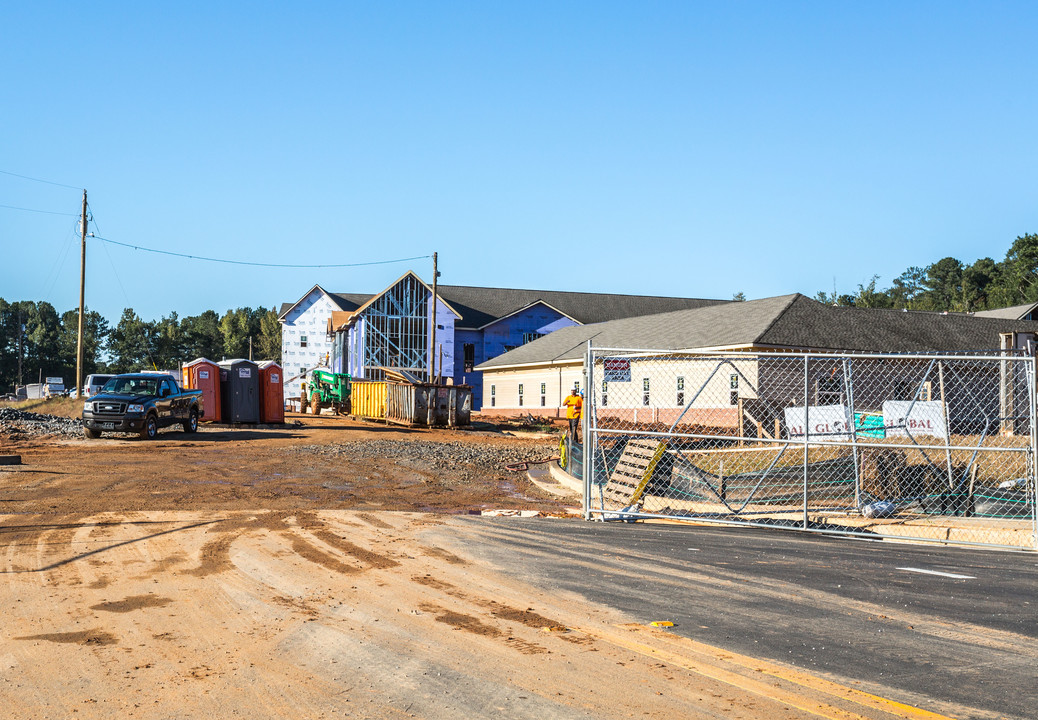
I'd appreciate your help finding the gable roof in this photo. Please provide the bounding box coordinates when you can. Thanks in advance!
[340,271,462,327]
[477,294,1038,370]
[284,280,728,328]
[433,285,727,328]
[277,284,370,320]
[974,301,1038,321]
[476,299,579,330]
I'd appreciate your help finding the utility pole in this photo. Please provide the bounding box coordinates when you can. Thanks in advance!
[429,252,438,383]
[17,305,23,386]
[76,190,87,397]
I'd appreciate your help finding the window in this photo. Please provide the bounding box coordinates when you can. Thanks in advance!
[490,385,496,408]
[300,367,306,376]
[895,380,931,402]
[729,373,738,389]
[642,378,650,406]
[573,381,580,392]
[463,343,475,372]
[540,383,546,407]
[602,380,608,407]
[677,376,685,406]
[300,335,308,348]
[518,383,524,407]
[817,375,842,405]
[522,332,545,345]
[730,391,739,405]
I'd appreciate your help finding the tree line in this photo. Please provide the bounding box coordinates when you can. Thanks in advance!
[814,233,1038,311]
[0,301,281,392]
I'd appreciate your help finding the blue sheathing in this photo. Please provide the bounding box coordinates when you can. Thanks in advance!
[483,307,576,360]
[454,328,485,407]
[469,304,578,411]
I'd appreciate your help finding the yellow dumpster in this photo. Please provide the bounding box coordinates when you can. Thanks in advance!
[350,380,386,419]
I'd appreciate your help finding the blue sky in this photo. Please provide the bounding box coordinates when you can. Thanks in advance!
[3,2,1037,323]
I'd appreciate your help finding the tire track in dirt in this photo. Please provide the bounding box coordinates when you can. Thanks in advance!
[90,594,174,613]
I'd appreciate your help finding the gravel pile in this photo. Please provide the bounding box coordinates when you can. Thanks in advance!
[291,439,559,481]
[0,407,84,439]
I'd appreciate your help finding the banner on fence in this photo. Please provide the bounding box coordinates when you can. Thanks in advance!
[882,400,948,439]
[784,405,854,440]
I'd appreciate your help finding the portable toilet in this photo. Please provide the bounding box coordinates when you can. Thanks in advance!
[218,359,260,423]
[258,360,285,424]
[182,358,220,423]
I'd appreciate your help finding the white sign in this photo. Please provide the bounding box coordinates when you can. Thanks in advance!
[199,370,209,380]
[784,405,854,440]
[239,368,251,378]
[270,373,279,383]
[883,400,947,439]
[46,377,63,384]
[603,358,631,382]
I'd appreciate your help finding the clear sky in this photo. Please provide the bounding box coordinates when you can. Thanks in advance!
[3,2,1037,324]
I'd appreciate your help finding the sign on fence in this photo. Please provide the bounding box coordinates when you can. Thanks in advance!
[783,405,854,440]
[603,358,631,382]
[882,400,948,439]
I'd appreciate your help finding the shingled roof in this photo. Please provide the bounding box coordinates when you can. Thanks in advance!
[277,285,372,320]
[281,283,726,327]
[430,286,727,328]
[477,294,1038,369]
[974,301,1038,321]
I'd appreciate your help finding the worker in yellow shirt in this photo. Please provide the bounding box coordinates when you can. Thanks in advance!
[563,387,583,441]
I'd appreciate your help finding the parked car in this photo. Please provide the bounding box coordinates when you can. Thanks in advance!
[82,373,204,440]
[83,374,114,398]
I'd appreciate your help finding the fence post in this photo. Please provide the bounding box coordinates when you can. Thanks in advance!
[1029,354,1038,550]
[803,355,810,530]
[843,358,861,509]
[583,341,593,520]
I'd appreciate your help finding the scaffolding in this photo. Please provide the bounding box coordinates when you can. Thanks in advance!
[361,275,429,381]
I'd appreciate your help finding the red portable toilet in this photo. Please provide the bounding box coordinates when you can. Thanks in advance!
[258,360,285,424]
[182,358,221,423]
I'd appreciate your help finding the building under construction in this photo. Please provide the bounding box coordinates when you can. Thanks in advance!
[278,271,727,409]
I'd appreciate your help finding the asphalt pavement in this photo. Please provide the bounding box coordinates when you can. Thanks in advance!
[455,517,1038,720]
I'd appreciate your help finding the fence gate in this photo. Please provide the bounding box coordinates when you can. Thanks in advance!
[583,347,1038,551]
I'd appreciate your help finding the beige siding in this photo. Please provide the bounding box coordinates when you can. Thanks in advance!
[482,365,583,414]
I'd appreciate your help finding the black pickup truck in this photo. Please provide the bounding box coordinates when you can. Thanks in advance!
[82,373,204,440]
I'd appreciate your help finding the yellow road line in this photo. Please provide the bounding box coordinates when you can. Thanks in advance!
[577,624,957,720]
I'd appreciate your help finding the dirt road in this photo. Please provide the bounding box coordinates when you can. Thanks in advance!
[0,413,955,719]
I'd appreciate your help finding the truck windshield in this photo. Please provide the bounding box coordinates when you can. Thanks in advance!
[102,377,159,396]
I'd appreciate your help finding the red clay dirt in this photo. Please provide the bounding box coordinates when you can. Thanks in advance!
[0,411,947,719]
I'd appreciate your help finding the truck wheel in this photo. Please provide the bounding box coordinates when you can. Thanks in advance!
[310,395,321,415]
[139,414,158,440]
[183,409,199,433]
[84,427,101,439]
[300,395,308,413]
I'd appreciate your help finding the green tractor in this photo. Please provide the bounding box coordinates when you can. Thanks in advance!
[302,368,352,415]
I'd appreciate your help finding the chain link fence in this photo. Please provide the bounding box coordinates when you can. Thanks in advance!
[583,347,1038,550]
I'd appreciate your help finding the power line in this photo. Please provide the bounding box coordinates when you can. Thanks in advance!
[92,235,432,268]
[0,169,82,191]
[0,203,80,217]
